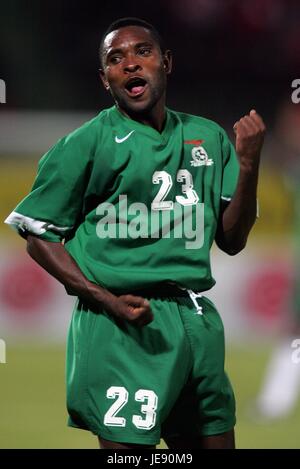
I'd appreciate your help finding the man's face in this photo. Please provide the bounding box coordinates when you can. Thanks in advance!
[100,26,172,115]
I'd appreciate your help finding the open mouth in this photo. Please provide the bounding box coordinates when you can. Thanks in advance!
[124,77,148,98]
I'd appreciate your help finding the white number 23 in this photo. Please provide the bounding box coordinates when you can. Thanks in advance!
[104,386,158,430]
[152,169,199,210]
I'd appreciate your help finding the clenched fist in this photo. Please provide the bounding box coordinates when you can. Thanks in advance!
[233,110,266,171]
[107,294,154,327]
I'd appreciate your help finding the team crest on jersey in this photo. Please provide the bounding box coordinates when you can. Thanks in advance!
[190,146,213,167]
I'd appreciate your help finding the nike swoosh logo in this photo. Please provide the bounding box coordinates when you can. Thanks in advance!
[115,130,135,143]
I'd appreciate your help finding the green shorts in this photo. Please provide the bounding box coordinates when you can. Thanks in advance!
[66,291,236,445]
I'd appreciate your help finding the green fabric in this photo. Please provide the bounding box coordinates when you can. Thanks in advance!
[66,294,236,444]
[7,106,239,293]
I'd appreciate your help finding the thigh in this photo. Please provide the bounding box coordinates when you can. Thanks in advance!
[66,297,192,446]
[98,437,156,449]
[165,429,235,449]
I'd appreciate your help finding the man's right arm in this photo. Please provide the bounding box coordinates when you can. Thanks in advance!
[26,234,153,326]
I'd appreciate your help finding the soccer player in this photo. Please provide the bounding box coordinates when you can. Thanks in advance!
[5,18,265,449]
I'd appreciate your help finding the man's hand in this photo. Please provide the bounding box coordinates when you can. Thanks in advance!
[105,294,154,327]
[233,109,266,171]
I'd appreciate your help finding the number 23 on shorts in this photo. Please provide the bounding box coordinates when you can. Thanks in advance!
[104,386,158,430]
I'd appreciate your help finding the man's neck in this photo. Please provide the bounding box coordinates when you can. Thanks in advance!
[117,101,167,133]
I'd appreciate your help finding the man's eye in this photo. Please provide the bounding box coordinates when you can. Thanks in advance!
[109,56,122,64]
[138,48,151,56]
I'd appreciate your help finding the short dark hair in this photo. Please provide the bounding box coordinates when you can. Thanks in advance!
[99,17,165,67]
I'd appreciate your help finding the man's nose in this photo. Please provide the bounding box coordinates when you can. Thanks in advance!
[123,61,141,73]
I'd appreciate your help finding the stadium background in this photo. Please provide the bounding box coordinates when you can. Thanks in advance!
[1,0,300,448]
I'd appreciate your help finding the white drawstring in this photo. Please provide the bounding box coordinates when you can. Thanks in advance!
[171,283,204,315]
[186,289,203,315]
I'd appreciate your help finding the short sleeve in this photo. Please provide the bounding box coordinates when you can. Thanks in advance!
[5,134,92,242]
[220,129,240,202]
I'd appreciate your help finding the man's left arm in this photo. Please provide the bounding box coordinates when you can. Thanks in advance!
[215,110,266,255]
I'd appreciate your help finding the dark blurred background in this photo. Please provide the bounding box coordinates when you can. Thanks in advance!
[1,0,300,120]
[1,0,300,449]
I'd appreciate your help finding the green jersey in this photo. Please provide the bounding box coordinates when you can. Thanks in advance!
[5,106,239,293]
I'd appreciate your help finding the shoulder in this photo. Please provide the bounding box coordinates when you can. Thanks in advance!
[38,108,113,168]
[169,109,227,136]
[61,108,111,148]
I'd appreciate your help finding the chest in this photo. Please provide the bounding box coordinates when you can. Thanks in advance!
[89,129,222,207]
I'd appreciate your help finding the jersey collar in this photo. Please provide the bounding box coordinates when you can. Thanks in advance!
[110,105,174,142]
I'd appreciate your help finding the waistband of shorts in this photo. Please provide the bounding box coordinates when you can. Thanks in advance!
[116,284,196,299]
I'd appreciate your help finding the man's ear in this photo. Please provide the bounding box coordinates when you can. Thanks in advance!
[163,50,172,75]
[99,68,110,91]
